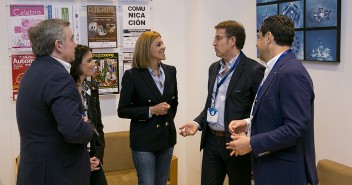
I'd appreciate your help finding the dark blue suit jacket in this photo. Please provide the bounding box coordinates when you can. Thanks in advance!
[16,56,93,185]
[118,63,178,152]
[250,52,318,185]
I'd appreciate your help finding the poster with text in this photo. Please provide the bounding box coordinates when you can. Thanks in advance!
[92,53,119,94]
[48,4,73,28]
[10,4,45,49]
[123,52,133,73]
[12,54,35,100]
[47,4,80,43]
[87,5,117,48]
[123,5,151,49]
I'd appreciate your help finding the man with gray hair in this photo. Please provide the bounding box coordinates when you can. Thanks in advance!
[16,19,93,185]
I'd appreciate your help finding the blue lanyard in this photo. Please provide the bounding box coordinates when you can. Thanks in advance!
[256,49,292,97]
[212,52,242,107]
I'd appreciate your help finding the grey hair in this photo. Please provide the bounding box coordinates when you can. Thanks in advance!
[28,19,70,57]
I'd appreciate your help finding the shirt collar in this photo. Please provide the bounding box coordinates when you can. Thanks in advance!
[51,55,71,73]
[220,52,240,69]
[148,64,164,76]
[266,51,285,71]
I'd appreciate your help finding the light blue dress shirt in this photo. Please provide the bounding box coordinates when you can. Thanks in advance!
[148,65,165,117]
[209,54,239,131]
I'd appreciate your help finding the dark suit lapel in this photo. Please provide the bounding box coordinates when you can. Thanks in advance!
[208,62,220,95]
[225,56,245,101]
[140,69,163,101]
[161,63,170,98]
[252,53,295,116]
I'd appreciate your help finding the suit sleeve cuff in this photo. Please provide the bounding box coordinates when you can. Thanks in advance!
[148,107,152,118]
[192,121,201,130]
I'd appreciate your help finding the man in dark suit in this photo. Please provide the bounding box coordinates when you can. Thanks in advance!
[179,20,264,185]
[16,19,93,185]
[226,15,319,185]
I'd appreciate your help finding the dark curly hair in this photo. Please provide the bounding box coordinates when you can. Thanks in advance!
[260,15,295,47]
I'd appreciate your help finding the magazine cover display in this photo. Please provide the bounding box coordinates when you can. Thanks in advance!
[11,54,35,100]
[92,53,119,94]
[9,4,45,49]
[87,5,117,48]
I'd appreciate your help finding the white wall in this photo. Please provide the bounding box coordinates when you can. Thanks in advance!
[1,0,352,185]
[305,0,352,165]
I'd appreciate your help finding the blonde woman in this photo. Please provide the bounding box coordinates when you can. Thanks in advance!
[118,31,178,185]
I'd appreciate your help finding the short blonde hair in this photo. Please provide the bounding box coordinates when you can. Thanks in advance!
[132,31,161,69]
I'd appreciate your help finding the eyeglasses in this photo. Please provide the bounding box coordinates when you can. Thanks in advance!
[214,35,231,42]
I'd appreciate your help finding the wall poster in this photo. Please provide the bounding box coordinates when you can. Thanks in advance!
[47,4,80,44]
[122,52,133,73]
[11,54,35,100]
[91,53,119,95]
[122,5,151,49]
[87,5,117,48]
[9,4,45,50]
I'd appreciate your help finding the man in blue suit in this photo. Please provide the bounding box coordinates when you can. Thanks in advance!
[16,19,93,185]
[226,15,319,185]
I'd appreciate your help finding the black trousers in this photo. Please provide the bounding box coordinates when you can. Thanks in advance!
[90,166,108,185]
[201,133,251,185]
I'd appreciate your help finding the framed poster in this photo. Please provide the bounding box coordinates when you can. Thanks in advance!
[122,52,133,73]
[257,0,277,3]
[91,53,119,95]
[11,54,35,100]
[293,31,304,60]
[47,4,80,43]
[306,0,338,28]
[279,0,304,29]
[305,30,337,61]
[87,5,117,48]
[256,4,278,30]
[9,4,45,50]
[256,0,341,62]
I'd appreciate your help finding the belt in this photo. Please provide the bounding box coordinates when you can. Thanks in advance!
[209,127,226,137]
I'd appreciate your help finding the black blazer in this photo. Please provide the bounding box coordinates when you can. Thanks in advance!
[118,63,178,152]
[86,81,105,163]
[194,53,265,150]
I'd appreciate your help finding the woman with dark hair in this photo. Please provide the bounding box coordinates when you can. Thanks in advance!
[118,31,178,185]
[70,44,107,185]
